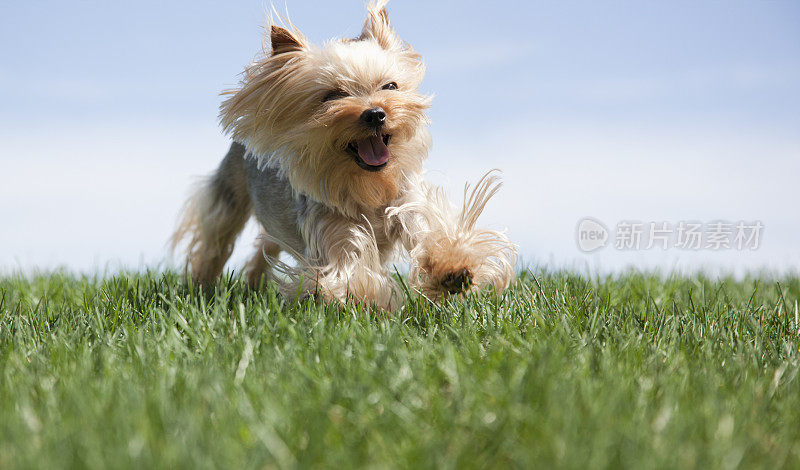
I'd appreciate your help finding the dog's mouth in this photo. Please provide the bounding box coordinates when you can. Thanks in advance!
[346,134,391,172]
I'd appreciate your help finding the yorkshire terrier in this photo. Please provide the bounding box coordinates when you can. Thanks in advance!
[172,1,516,309]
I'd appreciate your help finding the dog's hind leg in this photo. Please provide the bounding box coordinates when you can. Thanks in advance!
[244,228,282,287]
[171,143,252,286]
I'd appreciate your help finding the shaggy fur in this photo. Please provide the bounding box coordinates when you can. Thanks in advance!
[172,1,516,309]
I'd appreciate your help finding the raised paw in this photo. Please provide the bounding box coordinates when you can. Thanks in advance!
[398,171,517,301]
[440,268,473,294]
[409,233,516,300]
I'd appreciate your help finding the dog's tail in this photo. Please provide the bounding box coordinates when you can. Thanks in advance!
[170,142,253,285]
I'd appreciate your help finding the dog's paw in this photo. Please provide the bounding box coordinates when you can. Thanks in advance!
[440,267,473,294]
[410,234,514,300]
[395,171,518,301]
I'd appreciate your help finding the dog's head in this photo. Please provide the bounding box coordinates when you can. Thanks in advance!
[220,1,431,217]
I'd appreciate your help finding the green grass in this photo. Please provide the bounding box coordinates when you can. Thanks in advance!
[1,270,799,469]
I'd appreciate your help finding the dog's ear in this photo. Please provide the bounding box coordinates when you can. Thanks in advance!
[359,1,401,50]
[270,25,305,55]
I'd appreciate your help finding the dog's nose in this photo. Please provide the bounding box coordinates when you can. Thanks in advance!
[441,268,473,294]
[360,107,386,128]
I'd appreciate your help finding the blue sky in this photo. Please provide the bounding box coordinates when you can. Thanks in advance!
[1,1,799,275]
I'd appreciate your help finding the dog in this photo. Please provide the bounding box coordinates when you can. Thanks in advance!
[171,1,516,309]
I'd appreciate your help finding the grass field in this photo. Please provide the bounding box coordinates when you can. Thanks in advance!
[1,270,799,469]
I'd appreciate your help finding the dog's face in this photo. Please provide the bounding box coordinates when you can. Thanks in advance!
[220,3,431,217]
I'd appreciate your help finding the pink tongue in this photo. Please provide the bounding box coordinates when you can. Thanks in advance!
[356,135,390,166]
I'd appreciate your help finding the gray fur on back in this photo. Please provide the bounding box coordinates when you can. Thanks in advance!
[234,143,308,256]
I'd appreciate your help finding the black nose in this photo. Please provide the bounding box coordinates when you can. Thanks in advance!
[360,107,386,128]
[441,268,473,294]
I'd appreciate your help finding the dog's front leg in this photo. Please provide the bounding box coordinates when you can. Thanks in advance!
[387,172,517,300]
[284,208,402,310]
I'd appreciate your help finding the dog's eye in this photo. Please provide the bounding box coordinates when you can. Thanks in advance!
[323,90,348,102]
[381,82,398,91]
